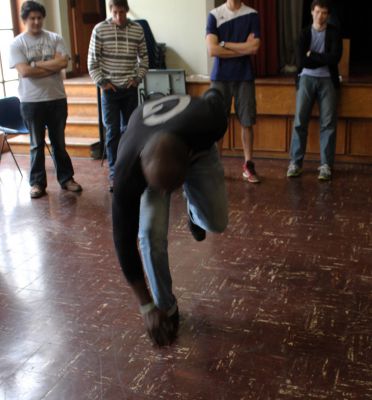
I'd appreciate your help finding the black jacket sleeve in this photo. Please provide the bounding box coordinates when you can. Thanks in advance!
[296,28,317,71]
[296,25,342,70]
[295,24,343,89]
[308,26,342,67]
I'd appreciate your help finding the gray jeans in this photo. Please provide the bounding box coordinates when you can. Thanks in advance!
[290,75,338,167]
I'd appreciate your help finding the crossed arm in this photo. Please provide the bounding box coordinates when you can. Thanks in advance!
[15,52,68,78]
[206,33,260,58]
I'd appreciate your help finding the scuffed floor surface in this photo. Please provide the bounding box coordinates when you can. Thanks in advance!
[0,154,371,400]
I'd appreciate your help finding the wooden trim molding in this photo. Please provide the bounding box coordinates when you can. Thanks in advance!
[13,0,24,34]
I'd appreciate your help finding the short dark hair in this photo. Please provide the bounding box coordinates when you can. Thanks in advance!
[21,1,46,20]
[311,0,331,12]
[109,0,129,12]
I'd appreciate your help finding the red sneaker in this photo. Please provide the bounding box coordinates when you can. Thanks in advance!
[242,161,260,183]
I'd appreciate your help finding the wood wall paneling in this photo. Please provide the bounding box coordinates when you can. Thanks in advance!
[339,39,350,79]
[232,116,243,150]
[186,80,372,163]
[256,84,296,115]
[254,117,288,152]
[221,119,232,150]
[339,87,372,118]
[185,82,209,97]
[231,116,287,153]
[349,120,372,156]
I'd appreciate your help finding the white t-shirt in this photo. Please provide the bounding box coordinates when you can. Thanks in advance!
[9,30,68,102]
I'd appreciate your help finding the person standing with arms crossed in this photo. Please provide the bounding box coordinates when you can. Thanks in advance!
[9,1,82,198]
[206,0,261,183]
[88,0,148,191]
[287,0,342,181]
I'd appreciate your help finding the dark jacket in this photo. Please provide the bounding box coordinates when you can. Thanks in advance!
[295,24,343,89]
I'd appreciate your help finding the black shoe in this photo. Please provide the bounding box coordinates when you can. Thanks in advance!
[169,307,179,338]
[188,218,206,241]
[163,306,179,345]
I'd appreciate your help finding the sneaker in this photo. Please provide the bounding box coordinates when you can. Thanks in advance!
[318,164,332,181]
[287,163,303,178]
[62,178,82,192]
[188,218,206,241]
[243,161,260,183]
[30,184,46,199]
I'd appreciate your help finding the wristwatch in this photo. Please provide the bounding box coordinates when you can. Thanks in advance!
[219,41,225,48]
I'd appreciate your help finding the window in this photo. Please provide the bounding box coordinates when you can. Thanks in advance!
[0,0,18,98]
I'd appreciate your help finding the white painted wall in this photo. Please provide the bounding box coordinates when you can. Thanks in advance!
[37,0,215,76]
[42,0,73,72]
[105,0,214,76]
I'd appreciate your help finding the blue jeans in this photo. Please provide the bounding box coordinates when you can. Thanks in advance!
[101,87,138,179]
[20,99,74,187]
[138,145,228,310]
[290,75,338,167]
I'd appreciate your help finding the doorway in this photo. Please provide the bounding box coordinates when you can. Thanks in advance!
[67,0,106,76]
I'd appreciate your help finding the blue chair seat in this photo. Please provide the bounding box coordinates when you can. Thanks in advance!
[0,96,52,177]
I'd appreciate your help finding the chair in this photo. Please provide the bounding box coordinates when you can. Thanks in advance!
[0,96,52,177]
[138,69,186,104]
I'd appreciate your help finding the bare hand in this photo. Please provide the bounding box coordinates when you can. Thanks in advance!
[102,82,117,92]
[126,78,139,89]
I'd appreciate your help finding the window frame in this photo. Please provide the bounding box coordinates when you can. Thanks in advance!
[0,0,21,98]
